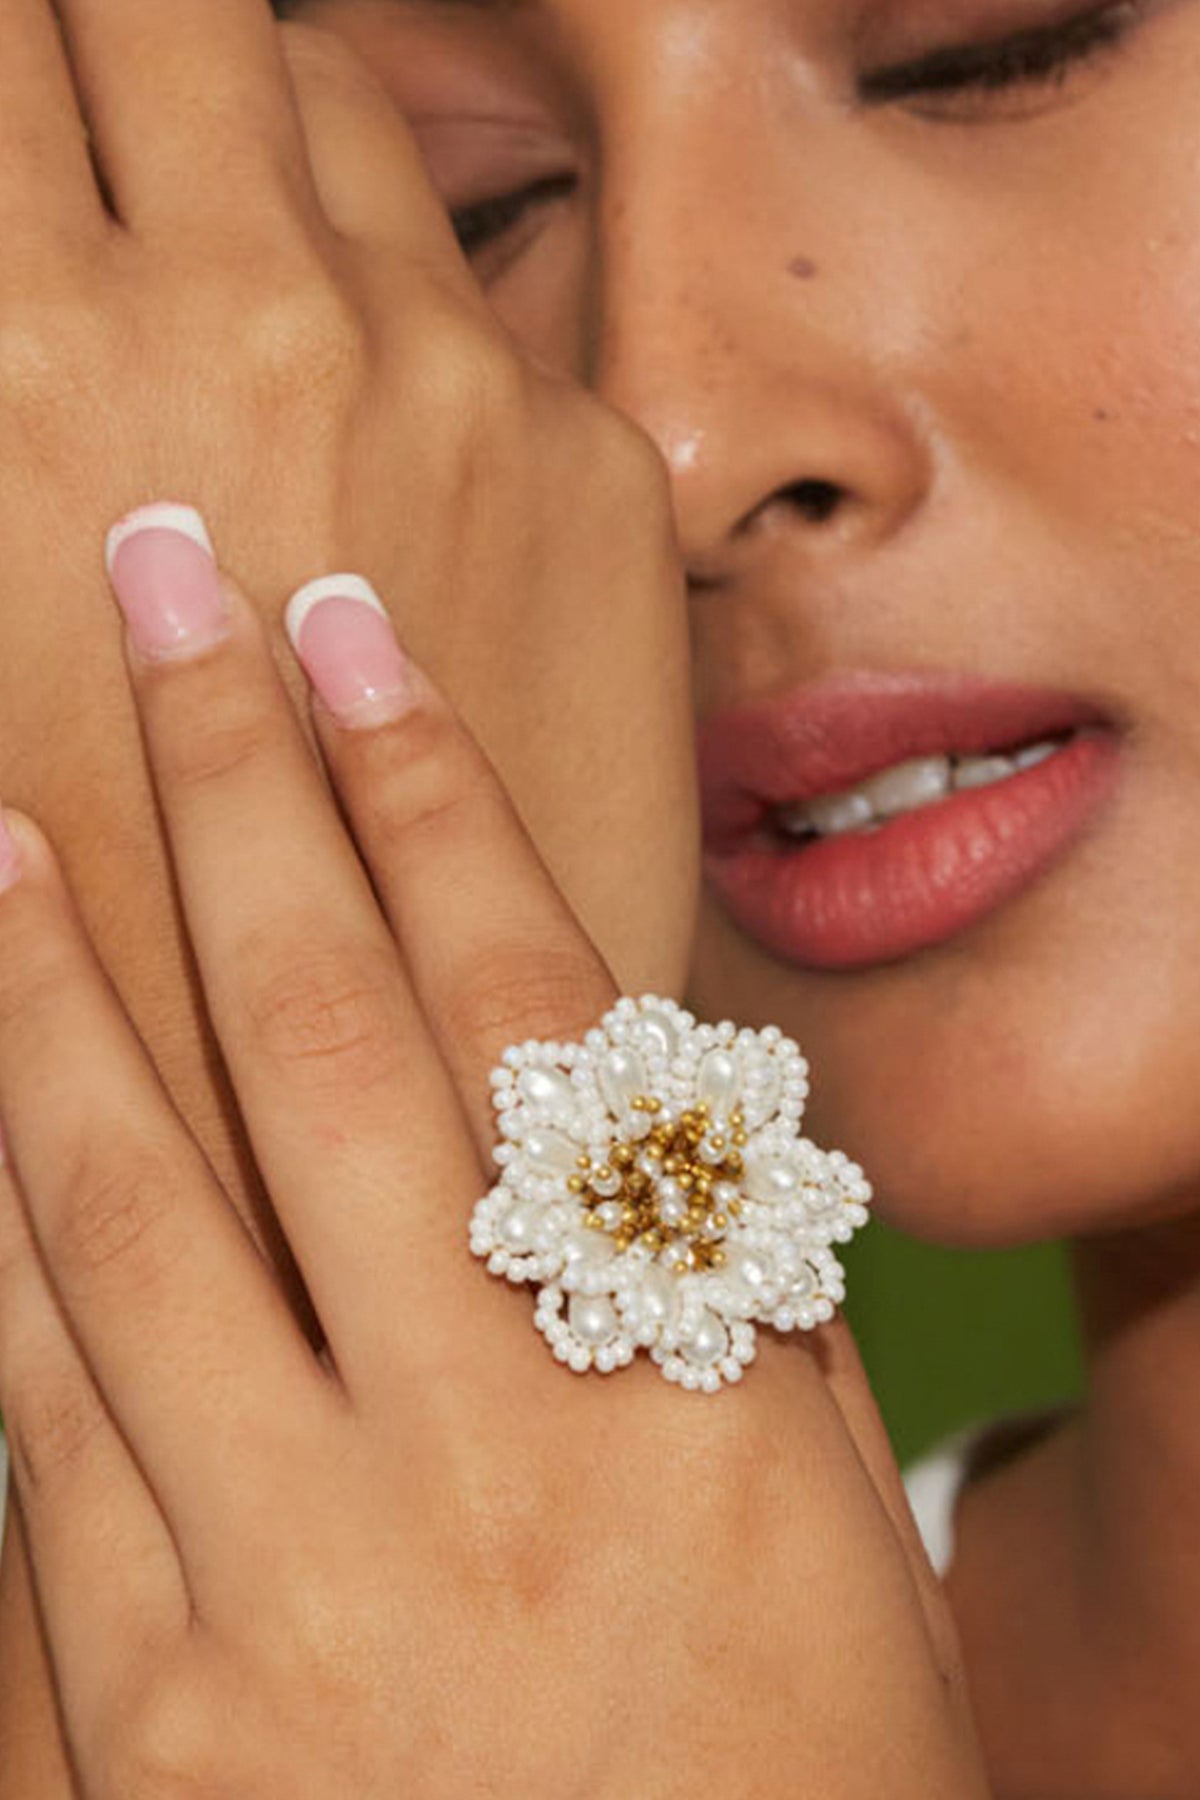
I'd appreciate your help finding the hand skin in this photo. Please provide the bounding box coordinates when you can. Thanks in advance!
[0,3,697,1790]
[0,524,986,1799]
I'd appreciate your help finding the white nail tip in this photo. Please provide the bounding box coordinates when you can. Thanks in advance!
[284,575,387,650]
[105,503,214,578]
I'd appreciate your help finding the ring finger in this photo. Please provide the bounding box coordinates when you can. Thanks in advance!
[0,0,108,242]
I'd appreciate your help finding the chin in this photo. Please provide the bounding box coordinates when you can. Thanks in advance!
[690,865,1200,1253]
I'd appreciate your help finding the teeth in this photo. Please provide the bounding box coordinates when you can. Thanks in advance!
[1015,740,1058,771]
[953,754,1017,792]
[806,791,876,837]
[779,738,1065,842]
[861,756,951,819]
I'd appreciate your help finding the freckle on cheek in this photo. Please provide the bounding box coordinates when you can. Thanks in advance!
[788,255,819,280]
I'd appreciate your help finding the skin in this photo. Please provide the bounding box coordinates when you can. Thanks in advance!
[0,4,976,1796]
[286,0,1200,1794]
[4,0,1200,1791]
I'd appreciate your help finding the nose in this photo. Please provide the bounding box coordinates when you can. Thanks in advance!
[589,87,931,586]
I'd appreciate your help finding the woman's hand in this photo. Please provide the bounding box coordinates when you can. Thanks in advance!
[0,0,695,1110]
[0,519,987,1799]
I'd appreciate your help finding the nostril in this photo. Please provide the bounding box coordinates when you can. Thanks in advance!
[784,479,846,524]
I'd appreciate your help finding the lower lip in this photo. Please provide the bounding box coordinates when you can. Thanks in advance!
[705,730,1121,973]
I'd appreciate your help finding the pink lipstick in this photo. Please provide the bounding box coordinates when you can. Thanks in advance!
[700,672,1121,971]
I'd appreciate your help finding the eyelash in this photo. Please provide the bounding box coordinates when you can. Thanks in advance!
[451,172,576,258]
[450,4,1138,257]
[859,3,1138,105]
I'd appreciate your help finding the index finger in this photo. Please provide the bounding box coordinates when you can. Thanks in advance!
[285,578,618,1158]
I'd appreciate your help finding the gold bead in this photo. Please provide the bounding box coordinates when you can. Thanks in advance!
[568,1176,585,1193]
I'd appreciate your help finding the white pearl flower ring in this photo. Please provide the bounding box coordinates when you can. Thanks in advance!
[469,997,873,1392]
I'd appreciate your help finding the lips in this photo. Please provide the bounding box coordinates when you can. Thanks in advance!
[699,672,1121,972]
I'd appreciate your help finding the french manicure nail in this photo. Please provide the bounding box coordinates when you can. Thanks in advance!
[105,502,230,661]
[284,576,414,728]
[0,806,21,897]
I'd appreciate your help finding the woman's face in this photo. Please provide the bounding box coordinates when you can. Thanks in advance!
[309,0,1200,1248]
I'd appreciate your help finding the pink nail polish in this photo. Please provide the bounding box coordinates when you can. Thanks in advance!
[285,576,414,728]
[0,806,21,896]
[105,503,229,661]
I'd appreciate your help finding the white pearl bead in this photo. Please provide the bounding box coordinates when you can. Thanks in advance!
[639,1008,679,1062]
[568,1293,620,1347]
[628,1266,679,1334]
[499,1204,544,1252]
[697,1048,740,1117]
[745,1158,800,1204]
[523,1127,580,1175]
[598,1047,648,1117]
[681,1308,729,1368]
[518,1067,578,1128]
[563,1229,615,1270]
[725,1245,774,1302]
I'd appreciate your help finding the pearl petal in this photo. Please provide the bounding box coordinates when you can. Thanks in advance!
[598,1047,648,1117]
[523,1127,580,1175]
[697,1048,740,1117]
[518,1067,578,1128]
[681,1308,729,1368]
[568,1293,620,1347]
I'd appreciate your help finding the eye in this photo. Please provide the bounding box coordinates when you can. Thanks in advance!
[449,172,576,259]
[860,2,1140,111]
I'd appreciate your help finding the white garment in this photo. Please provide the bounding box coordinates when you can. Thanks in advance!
[903,1428,978,1577]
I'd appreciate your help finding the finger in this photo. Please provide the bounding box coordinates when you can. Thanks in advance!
[282,19,478,278]
[819,1319,967,1682]
[0,0,108,243]
[287,579,617,1159]
[0,1142,186,1732]
[0,809,329,1556]
[104,508,495,1388]
[55,0,317,234]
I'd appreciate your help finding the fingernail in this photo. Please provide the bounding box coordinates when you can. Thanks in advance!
[105,503,230,661]
[0,806,21,897]
[284,576,414,728]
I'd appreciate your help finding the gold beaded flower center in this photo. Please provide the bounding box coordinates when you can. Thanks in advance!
[568,1100,749,1272]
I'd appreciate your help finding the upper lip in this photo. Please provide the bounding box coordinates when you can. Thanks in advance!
[698,670,1115,845]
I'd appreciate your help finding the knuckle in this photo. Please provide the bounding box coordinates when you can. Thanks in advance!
[151,699,278,795]
[365,706,493,850]
[574,400,673,522]
[240,275,368,414]
[51,1135,181,1288]
[115,1677,221,1800]
[237,935,401,1091]
[408,304,527,447]
[442,943,608,1062]
[0,290,119,450]
[8,1380,105,1495]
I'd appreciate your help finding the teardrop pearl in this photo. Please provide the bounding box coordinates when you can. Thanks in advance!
[563,1229,615,1270]
[523,1127,580,1175]
[745,1157,800,1204]
[568,1293,620,1347]
[598,1048,648,1118]
[499,1203,545,1252]
[638,1265,679,1326]
[724,1245,774,1303]
[518,1067,577,1129]
[697,1049,740,1118]
[639,1009,679,1062]
[681,1308,729,1368]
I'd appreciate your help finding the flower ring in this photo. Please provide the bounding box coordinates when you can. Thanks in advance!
[469,997,873,1393]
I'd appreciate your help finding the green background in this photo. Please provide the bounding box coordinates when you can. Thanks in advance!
[842,1227,1085,1468]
